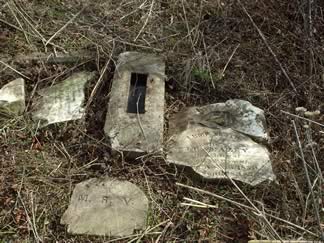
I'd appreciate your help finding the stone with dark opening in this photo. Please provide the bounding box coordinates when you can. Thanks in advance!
[127,73,148,114]
[104,52,165,157]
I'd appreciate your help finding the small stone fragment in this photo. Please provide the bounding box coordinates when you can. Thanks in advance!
[304,110,320,118]
[295,106,307,113]
[61,178,149,236]
[32,71,95,126]
[167,100,274,186]
[0,78,25,115]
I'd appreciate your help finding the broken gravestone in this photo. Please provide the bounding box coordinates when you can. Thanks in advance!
[167,99,275,186]
[61,178,149,236]
[0,78,25,115]
[104,52,166,157]
[32,71,95,126]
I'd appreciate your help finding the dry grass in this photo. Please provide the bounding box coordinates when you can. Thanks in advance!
[1,0,323,242]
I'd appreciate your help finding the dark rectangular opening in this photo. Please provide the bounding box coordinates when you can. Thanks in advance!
[127,73,148,114]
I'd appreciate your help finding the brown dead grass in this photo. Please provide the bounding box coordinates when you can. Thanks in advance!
[0,0,323,242]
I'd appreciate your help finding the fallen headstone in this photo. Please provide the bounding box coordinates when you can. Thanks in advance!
[0,78,25,115]
[61,178,149,236]
[167,100,275,186]
[104,52,165,157]
[32,71,95,126]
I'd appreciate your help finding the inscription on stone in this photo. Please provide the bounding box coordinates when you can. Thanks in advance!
[167,102,275,186]
[32,71,95,126]
[61,178,149,236]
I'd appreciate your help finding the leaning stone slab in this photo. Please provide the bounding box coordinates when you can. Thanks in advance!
[32,71,95,126]
[61,178,149,236]
[0,78,25,115]
[104,52,165,157]
[167,101,274,186]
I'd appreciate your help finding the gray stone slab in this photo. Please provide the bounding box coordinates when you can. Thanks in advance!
[167,101,275,186]
[32,71,95,126]
[61,178,149,236]
[0,78,25,115]
[183,99,268,142]
[104,52,165,157]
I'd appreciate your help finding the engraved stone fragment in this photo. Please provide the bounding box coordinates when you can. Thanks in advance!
[61,178,149,236]
[167,100,275,186]
[104,52,165,157]
[32,71,95,126]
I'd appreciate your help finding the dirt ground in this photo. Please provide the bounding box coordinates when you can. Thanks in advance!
[0,0,323,242]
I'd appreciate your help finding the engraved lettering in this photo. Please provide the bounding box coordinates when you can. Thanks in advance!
[102,196,113,206]
[78,194,89,202]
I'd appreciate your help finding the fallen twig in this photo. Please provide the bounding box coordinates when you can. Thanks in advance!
[292,120,324,240]
[134,0,155,41]
[238,0,297,93]
[176,182,318,238]
[0,60,31,80]
[45,6,85,46]
[281,110,324,128]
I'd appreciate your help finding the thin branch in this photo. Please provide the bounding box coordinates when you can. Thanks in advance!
[45,6,85,46]
[7,2,30,45]
[292,120,324,240]
[136,93,146,139]
[238,0,297,93]
[134,0,155,41]
[221,44,240,77]
[0,60,31,80]
[202,148,283,241]
[85,41,114,109]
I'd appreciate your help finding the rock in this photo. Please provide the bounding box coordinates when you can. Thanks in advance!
[167,100,274,186]
[104,52,165,157]
[295,106,307,113]
[304,110,320,118]
[0,78,25,115]
[32,71,95,126]
[61,178,149,236]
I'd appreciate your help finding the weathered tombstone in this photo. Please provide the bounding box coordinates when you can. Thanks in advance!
[167,100,275,186]
[104,52,165,157]
[32,71,95,126]
[61,178,149,236]
[0,78,25,115]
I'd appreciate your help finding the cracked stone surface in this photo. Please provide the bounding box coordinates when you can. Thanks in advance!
[104,52,165,157]
[167,100,274,186]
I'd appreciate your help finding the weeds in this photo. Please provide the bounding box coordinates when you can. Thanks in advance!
[1,0,324,242]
